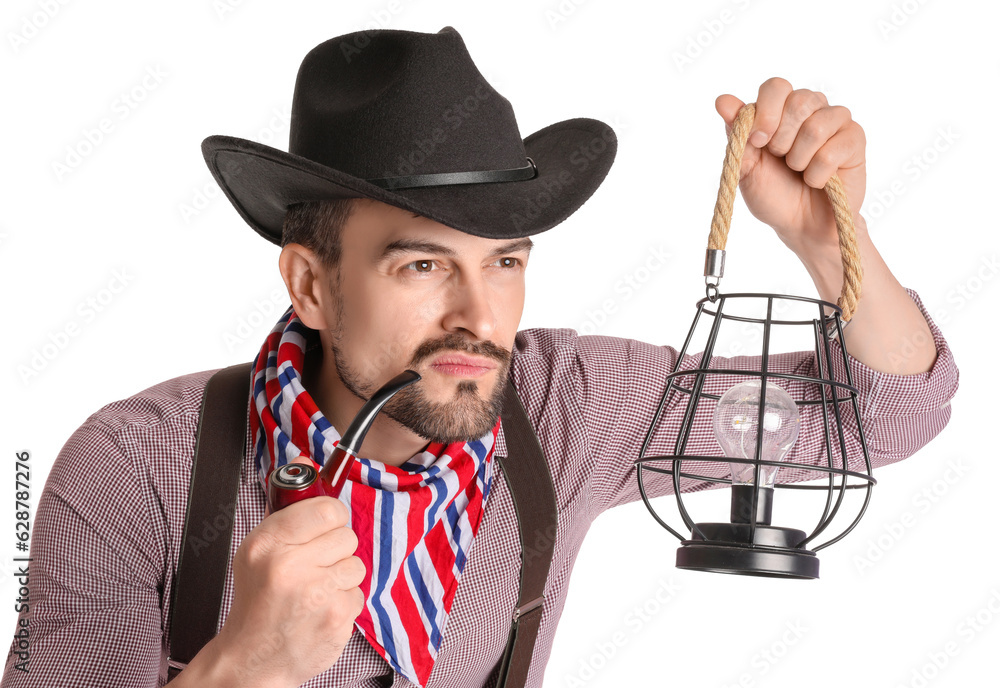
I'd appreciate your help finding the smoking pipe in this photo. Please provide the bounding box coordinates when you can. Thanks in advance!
[266,369,421,513]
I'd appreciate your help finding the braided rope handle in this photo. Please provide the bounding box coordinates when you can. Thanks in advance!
[707,102,863,322]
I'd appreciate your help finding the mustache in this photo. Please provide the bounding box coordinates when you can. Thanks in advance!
[411,333,510,366]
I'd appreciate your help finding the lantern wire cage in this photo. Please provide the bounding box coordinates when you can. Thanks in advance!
[633,102,875,579]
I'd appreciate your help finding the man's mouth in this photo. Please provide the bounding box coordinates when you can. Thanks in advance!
[429,353,497,378]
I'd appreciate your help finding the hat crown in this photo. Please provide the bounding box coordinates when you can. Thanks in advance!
[288,27,528,181]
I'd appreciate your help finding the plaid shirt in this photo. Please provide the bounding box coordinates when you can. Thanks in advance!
[2,288,958,688]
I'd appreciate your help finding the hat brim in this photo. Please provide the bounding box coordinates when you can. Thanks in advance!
[201,117,617,245]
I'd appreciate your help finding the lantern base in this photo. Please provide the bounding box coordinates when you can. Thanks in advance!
[676,522,819,579]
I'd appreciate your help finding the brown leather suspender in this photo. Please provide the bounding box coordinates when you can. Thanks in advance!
[167,363,248,680]
[166,362,558,687]
[493,377,559,688]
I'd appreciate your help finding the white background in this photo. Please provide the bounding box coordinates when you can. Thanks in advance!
[0,1,994,686]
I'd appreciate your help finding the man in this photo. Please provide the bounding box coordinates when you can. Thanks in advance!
[2,26,958,688]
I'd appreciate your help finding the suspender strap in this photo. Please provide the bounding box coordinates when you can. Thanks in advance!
[166,365,557,688]
[492,377,559,688]
[166,362,251,681]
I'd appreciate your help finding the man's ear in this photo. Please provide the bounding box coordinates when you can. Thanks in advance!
[278,243,329,330]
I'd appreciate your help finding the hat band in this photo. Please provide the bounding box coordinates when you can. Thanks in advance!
[365,157,537,190]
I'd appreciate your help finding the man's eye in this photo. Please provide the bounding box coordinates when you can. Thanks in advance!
[403,258,522,273]
[404,260,437,273]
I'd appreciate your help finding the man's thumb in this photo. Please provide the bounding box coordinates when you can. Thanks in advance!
[715,94,745,136]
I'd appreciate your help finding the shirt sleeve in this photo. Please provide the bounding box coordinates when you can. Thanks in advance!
[578,287,960,518]
[1,418,166,688]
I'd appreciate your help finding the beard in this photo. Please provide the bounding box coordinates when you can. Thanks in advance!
[324,276,511,444]
[331,334,511,444]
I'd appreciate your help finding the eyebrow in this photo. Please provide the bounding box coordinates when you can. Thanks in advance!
[376,236,535,264]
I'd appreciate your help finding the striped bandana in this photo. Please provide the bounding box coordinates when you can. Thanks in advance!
[249,305,499,686]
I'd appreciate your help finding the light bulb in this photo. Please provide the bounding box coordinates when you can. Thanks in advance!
[712,379,800,487]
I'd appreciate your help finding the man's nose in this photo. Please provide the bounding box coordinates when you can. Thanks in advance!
[440,272,497,341]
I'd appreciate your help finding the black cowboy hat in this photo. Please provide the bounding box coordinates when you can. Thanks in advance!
[201,25,617,245]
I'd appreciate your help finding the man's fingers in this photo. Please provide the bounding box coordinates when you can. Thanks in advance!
[766,88,829,157]
[749,77,794,148]
[258,494,350,549]
[800,123,866,190]
[297,525,361,568]
[715,93,761,177]
[784,105,854,175]
[715,93,746,134]
[716,79,864,195]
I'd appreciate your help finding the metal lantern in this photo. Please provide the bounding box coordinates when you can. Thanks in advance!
[635,103,875,580]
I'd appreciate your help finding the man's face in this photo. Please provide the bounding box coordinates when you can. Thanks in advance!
[308,198,531,445]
